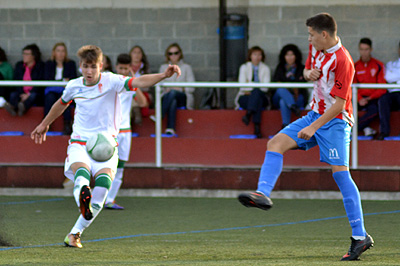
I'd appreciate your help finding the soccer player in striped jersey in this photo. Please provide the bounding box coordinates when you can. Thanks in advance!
[238,13,373,261]
[31,45,180,248]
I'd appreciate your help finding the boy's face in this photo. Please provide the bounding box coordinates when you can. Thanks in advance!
[80,59,103,85]
[359,43,372,62]
[307,26,326,51]
[116,63,131,76]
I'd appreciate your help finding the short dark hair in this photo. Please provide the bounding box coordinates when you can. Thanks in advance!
[77,45,103,64]
[246,46,266,62]
[306,13,337,37]
[0,46,7,62]
[117,53,131,65]
[23,43,42,62]
[359,38,372,47]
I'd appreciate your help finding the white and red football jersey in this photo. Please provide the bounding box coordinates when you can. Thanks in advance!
[305,38,355,126]
[61,72,136,143]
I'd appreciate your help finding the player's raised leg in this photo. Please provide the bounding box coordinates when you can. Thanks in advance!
[238,133,297,210]
[65,169,113,248]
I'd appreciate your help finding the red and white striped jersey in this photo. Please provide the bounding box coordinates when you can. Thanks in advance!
[305,38,355,126]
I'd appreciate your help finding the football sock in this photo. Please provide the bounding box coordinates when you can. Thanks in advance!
[106,168,123,204]
[73,168,91,207]
[256,151,283,197]
[333,171,366,238]
[70,174,112,235]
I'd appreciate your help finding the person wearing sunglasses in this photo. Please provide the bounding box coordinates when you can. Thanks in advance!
[155,43,195,135]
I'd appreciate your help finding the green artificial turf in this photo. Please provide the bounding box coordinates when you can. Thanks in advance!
[0,196,398,265]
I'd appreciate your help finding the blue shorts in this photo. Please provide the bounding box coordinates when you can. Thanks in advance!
[280,111,351,166]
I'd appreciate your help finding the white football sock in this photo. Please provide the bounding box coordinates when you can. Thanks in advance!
[70,186,109,235]
[352,235,366,240]
[106,168,123,204]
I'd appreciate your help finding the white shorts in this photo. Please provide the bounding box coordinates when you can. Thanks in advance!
[117,132,132,161]
[64,143,119,181]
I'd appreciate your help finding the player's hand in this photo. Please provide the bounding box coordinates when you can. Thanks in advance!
[307,68,321,81]
[164,64,181,78]
[30,124,50,144]
[297,125,316,140]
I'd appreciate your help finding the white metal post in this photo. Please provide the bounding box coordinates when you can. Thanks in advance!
[351,85,358,169]
[155,84,162,167]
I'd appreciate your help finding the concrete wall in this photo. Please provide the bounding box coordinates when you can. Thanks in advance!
[1,1,399,108]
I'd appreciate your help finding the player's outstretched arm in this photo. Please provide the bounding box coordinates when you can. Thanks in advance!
[31,99,69,144]
[133,64,181,88]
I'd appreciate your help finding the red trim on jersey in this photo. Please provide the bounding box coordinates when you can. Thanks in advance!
[60,98,72,105]
[128,78,138,91]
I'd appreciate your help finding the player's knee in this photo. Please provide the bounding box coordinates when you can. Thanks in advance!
[267,135,283,151]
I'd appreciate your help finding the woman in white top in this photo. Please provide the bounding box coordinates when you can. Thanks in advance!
[235,46,271,138]
[157,43,195,135]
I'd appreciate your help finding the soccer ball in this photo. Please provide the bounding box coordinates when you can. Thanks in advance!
[86,133,117,162]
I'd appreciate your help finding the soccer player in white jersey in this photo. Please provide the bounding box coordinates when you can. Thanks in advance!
[104,53,148,210]
[31,45,180,248]
[238,13,373,261]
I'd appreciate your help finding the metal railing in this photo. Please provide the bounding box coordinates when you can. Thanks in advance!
[0,80,397,169]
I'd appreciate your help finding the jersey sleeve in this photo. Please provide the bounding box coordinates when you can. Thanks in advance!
[110,72,137,95]
[305,44,313,70]
[330,55,354,101]
[60,81,74,105]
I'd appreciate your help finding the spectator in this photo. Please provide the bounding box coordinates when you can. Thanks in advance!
[377,41,400,140]
[102,55,113,72]
[353,38,386,137]
[235,46,271,138]
[4,44,45,116]
[129,45,151,125]
[272,44,306,129]
[44,42,77,135]
[0,46,13,107]
[154,43,195,135]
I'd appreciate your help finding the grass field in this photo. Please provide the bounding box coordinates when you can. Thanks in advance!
[0,196,399,265]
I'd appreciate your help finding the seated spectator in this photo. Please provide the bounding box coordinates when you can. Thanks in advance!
[378,41,400,140]
[235,46,271,138]
[272,44,306,129]
[354,38,386,137]
[0,46,13,107]
[4,44,45,116]
[129,45,152,125]
[44,42,77,135]
[154,43,195,135]
[102,55,113,72]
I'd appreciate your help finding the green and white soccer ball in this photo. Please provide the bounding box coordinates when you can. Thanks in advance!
[86,133,117,162]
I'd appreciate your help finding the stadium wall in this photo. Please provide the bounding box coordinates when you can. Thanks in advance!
[1,1,400,108]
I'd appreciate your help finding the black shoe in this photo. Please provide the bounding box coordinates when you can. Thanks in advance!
[254,124,262,138]
[341,234,374,261]
[17,102,25,116]
[238,191,273,210]
[290,105,301,117]
[4,102,16,116]
[79,185,93,220]
[242,115,250,126]
[376,133,388,140]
